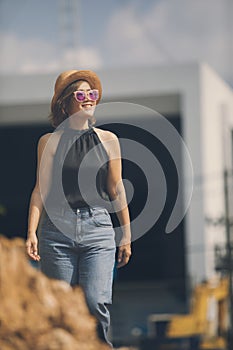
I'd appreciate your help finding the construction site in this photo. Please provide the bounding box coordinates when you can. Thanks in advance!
[0,1,233,349]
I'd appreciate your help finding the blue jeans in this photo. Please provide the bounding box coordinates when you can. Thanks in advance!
[37,206,116,347]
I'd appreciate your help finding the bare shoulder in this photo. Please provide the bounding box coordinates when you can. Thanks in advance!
[93,127,120,158]
[93,127,118,142]
[38,132,52,143]
[38,130,62,155]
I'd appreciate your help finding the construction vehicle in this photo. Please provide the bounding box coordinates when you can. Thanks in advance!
[140,277,229,350]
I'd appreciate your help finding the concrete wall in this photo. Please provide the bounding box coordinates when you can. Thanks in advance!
[1,62,232,285]
[200,64,233,279]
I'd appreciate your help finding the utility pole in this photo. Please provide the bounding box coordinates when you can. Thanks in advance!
[59,0,80,68]
[226,0,233,85]
[223,169,233,349]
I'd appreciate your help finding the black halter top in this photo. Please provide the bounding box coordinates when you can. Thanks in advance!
[45,124,110,210]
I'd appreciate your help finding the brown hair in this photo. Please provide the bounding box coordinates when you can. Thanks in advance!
[48,80,96,128]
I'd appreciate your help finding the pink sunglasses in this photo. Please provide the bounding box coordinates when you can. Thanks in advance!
[73,89,99,102]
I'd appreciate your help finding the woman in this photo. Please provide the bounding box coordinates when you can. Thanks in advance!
[26,70,131,348]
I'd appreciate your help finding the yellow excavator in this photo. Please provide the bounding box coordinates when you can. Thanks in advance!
[144,277,229,350]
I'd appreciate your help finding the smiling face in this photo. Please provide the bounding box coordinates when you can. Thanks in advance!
[69,81,97,118]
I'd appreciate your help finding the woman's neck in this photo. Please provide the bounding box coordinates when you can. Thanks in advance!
[68,118,89,130]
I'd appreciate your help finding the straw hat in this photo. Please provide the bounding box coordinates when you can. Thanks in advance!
[51,70,102,111]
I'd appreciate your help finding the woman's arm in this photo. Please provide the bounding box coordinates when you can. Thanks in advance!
[106,132,132,268]
[26,133,53,261]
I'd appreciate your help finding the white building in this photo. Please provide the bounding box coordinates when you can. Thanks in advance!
[1,62,232,282]
[1,62,233,341]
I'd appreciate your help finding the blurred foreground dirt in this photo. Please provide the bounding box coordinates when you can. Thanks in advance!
[0,236,134,350]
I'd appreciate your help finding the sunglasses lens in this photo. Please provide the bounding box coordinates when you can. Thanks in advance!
[74,89,99,102]
[89,90,99,101]
[74,91,85,102]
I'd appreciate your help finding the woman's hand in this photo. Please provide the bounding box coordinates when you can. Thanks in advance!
[26,233,41,261]
[117,243,131,268]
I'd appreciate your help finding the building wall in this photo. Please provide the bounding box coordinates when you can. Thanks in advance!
[200,64,233,279]
[1,62,232,286]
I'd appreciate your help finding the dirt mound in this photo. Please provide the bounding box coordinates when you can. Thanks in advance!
[0,235,111,350]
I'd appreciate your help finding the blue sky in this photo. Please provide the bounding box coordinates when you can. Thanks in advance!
[0,0,232,86]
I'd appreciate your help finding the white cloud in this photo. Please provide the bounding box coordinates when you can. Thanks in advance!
[103,4,166,66]
[0,0,232,84]
[104,0,231,82]
[63,47,103,70]
[0,33,59,74]
[145,0,229,70]
[0,33,103,74]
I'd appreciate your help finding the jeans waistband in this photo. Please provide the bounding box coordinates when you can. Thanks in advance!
[71,206,93,215]
[46,206,107,217]
[70,206,107,216]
